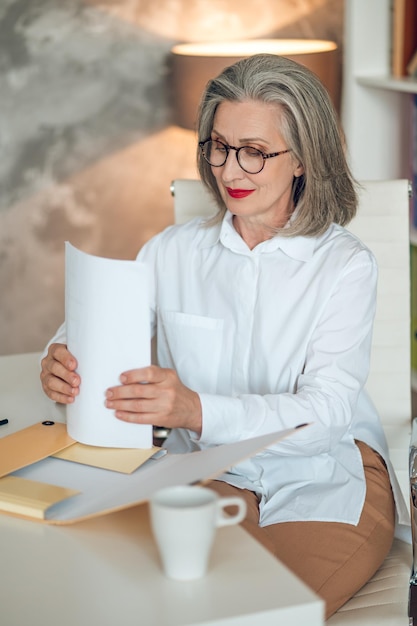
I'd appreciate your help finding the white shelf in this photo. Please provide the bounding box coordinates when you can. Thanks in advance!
[343,0,415,181]
[357,75,417,94]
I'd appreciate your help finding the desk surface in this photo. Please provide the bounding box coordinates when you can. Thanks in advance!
[0,353,324,626]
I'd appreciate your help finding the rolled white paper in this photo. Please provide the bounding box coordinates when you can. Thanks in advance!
[65,242,152,448]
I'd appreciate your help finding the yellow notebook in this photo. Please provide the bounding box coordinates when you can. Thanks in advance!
[0,475,80,520]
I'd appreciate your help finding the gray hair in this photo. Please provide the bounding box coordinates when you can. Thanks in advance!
[196,53,357,237]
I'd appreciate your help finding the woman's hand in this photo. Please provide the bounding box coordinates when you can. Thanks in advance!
[105,365,202,436]
[40,343,80,404]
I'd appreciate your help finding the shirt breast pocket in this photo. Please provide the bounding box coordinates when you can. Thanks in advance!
[158,310,224,393]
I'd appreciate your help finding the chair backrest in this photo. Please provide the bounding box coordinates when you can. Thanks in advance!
[171,178,412,495]
[348,180,411,427]
[170,179,218,224]
[349,180,412,500]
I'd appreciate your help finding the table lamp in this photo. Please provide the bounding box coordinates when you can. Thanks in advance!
[170,39,338,130]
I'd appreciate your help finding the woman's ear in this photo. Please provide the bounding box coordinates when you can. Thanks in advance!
[294,163,304,178]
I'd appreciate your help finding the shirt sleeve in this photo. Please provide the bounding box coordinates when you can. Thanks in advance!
[39,322,67,362]
[136,231,168,337]
[196,251,378,456]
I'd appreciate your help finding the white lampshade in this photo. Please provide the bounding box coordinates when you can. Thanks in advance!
[170,39,338,130]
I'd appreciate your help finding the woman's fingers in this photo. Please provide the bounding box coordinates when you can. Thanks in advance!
[40,343,80,403]
[105,365,202,434]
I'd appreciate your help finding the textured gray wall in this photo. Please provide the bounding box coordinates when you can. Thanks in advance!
[0,0,344,354]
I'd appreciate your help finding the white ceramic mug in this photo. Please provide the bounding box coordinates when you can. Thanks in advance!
[149,485,247,581]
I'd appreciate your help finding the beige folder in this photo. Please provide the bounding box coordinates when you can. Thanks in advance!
[0,421,75,478]
[0,421,160,521]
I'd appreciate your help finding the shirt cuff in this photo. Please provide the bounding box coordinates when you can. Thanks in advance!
[39,322,67,363]
[194,393,246,445]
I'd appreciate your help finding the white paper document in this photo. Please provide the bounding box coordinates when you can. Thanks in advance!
[12,427,306,523]
[65,242,152,448]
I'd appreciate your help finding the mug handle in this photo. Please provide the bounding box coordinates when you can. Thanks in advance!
[216,496,247,527]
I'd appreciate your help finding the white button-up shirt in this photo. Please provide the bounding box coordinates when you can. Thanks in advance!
[47,211,408,529]
[136,211,407,528]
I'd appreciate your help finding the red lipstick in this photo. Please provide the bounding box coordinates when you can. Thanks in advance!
[226,188,255,199]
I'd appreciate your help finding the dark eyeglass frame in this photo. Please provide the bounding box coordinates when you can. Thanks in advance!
[199,138,292,174]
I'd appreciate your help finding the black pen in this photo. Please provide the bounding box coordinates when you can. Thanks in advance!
[0,418,9,426]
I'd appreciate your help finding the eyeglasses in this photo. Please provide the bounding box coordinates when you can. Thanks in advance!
[199,139,291,174]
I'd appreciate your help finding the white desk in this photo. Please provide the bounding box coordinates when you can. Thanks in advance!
[0,353,324,626]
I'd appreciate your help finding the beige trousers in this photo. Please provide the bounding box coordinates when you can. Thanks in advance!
[208,441,395,620]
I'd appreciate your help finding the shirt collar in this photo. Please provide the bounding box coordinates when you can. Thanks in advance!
[198,210,316,261]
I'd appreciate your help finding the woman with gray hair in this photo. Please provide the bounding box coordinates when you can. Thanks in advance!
[41,54,402,619]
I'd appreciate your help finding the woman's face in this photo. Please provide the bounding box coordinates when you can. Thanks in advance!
[210,99,303,233]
